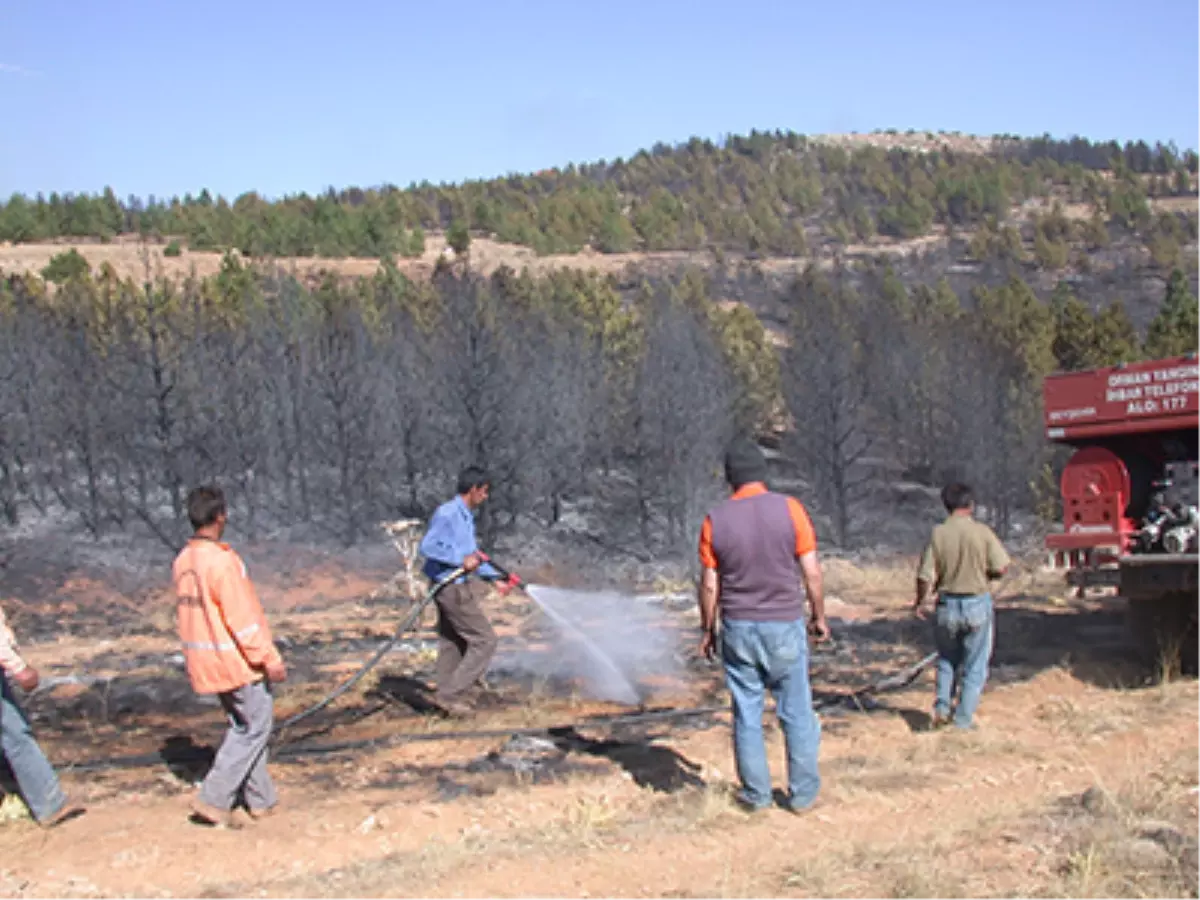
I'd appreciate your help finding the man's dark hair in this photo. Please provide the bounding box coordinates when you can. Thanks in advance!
[187,485,226,530]
[456,466,491,496]
[724,438,768,489]
[941,482,974,513]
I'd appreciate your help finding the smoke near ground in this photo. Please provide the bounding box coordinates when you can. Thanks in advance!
[494,585,690,705]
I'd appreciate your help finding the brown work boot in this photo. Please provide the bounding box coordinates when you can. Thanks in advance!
[469,681,504,708]
[246,805,278,821]
[189,796,232,827]
[40,801,85,829]
[438,698,474,719]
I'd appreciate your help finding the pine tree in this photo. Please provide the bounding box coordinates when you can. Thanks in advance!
[41,249,91,284]
[595,210,637,253]
[1089,301,1138,365]
[446,220,471,257]
[1050,282,1097,372]
[970,276,1056,533]
[1144,269,1199,358]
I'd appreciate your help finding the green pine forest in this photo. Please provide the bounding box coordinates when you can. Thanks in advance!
[2,132,1197,260]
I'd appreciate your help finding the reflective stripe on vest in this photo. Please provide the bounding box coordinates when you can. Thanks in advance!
[183,623,259,652]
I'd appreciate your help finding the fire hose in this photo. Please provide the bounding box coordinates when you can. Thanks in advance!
[44,551,941,774]
[273,551,523,741]
[272,563,469,743]
[55,650,937,774]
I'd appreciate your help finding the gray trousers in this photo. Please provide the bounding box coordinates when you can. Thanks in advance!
[199,680,277,812]
[435,582,498,703]
[1,676,66,823]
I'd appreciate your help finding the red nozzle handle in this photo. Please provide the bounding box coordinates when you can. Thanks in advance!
[475,551,518,583]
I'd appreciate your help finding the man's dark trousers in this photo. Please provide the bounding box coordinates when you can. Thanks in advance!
[435,582,498,704]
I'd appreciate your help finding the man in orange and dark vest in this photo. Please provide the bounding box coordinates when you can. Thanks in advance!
[173,485,287,826]
[698,439,830,813]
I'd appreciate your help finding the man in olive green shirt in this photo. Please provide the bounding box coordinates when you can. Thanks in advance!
[912,482,1009,729]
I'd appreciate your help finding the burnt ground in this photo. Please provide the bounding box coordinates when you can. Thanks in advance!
[0,537,1195,898]
[9,560,1177,803]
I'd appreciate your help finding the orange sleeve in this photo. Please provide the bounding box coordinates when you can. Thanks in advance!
[787,498,817,556]
[215,554,282,669]
[698,515,718,569]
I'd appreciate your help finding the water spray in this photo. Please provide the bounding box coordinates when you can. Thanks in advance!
[479,555,646,706]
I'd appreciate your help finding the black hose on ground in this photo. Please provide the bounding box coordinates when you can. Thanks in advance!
[271,565,467,743]
[59,704,729,773]
[55,651,939,774]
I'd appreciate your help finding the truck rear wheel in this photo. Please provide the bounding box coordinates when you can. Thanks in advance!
[1126,591,1199,676]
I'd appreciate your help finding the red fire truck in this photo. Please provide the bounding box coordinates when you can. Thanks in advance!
[1043,353,1198,670]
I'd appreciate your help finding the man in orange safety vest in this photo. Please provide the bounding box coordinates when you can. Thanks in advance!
[173,485,287,826]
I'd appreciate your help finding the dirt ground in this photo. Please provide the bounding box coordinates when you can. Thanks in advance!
[0,533,1197,898]
[0,230,931,288]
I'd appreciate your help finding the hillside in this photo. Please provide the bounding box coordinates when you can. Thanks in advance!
[3,130,1196,335]
[2,130,1196,264]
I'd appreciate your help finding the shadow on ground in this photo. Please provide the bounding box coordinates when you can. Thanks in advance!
[806,590,1190,734]
[370,674,442,715]
[547,726,706,792]
[994,592,1197,686]
[159,735,216,783]
[828,592,1176,693]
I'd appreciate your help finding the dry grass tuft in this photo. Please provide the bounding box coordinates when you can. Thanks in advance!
[783,834,969,898]
[647,780,743,831]
[821,556,914,604]
[1049,751,1198,898]
[563,792,620,838]
[900,726,1028,765]
[1034,694,1134,739]
[0,793,32,825]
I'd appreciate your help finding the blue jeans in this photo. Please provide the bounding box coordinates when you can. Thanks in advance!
[933,593,994,728]
[1,676,67,823]
[721,618,820,810]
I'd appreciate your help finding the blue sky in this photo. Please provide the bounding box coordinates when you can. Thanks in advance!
[1,0,1196,200]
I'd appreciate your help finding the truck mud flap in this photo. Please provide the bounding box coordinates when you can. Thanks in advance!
[1066,566,1121,589]
[1119,554,1199,600]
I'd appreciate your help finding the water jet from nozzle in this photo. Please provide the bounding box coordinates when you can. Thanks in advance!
[522,584,644,706]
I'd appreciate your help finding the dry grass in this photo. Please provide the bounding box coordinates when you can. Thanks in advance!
[789,680,1196,897]
[644,780,745,831]
[0,233,710,285]
[268,666,1195,896]
[784,835,972,898]
[1050,750,1199,898]
[11,544,1197,898]
[558,791,621,841]
[900,726,1030,765]
[0,793,32,824]
[820,555,916,611]
[1034,671,1197,739]
[781,754,1199,899]
[1034,693,1135,739]
[1154,196,1200,214]
[245,778,746,898]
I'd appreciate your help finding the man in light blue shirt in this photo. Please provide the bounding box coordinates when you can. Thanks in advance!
[419,466,513,716]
